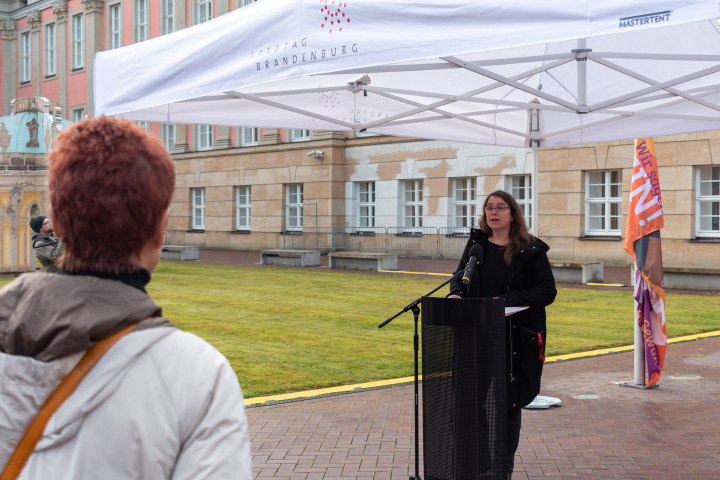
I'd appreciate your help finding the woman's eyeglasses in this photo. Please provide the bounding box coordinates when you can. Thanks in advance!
[484,205,509,213]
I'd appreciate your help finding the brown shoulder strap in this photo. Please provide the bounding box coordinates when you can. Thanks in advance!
[0,324,137,480]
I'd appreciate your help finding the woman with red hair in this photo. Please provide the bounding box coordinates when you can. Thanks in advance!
[0,117,251,479]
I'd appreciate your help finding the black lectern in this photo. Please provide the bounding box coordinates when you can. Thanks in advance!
[421,297,507,480]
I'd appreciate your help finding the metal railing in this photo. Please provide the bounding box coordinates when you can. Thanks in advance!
[281,226,473,259]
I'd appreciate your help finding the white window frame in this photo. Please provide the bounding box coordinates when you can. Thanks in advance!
[453,177,476,228]
[696,166,720,237]
[44,23,57,76]
[357,182,376,228]
[71,13,84,70]
[403,180,423,229]
[108,3,122,49]
[241,127,259,146]
[197,125,213,151]
[136,121,150,133]
[508,174,532,230]
[191,187,205,230]
[162,123,176,152]
[135,0,149,42]
[71,107,85,123]
[285,184,304,232]
[240,0,257,6]
[236,186,251,230]
[291,129,312,142]
[162,0,175,34]
[20,31,31,83]
[197,0,212,24]
[585,170,622,236]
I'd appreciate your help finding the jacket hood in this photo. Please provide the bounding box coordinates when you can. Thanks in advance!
[531,236,550,253]
[0,273,177,459]
[0,273,163,361]
[470,227,551,254]
[30,231,54,246]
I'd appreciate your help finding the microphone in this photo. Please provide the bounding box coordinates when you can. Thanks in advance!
[462,244,483,285]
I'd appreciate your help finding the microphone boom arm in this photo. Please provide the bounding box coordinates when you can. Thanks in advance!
[378,269,463,329]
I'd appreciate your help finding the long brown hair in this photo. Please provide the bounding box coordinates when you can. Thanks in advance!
[478,190,534,265]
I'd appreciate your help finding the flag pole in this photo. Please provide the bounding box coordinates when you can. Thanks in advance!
[621,138,665,390]
[633,279,645,386]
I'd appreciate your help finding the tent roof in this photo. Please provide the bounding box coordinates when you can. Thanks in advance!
[94,0,720,148]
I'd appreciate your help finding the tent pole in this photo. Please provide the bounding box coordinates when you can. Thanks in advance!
[532,142,538,237]
[576,38,588,109]
[528,102,540,237]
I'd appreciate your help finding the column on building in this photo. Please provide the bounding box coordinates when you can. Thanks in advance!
[213,126,233,149]
[1,20,18,116]
[28,10,42,97]
[82,0,104,115]
[217,0,229,16]
[259,128,281,145]
[169,0,190,152]
[53,0,68,117]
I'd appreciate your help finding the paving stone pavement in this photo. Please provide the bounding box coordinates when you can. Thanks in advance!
[247,336,720,479]
[168,250,720,479]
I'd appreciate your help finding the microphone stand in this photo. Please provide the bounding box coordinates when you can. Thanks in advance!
[378,269,464,480]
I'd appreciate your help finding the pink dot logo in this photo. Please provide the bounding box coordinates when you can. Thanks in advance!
[320,0,349,33]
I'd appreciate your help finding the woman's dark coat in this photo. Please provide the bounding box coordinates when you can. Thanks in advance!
[449,228,557,409]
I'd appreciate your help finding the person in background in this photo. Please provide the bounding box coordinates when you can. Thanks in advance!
[448,190,557,480]
[0,117,251,479]
[30,215,64,272]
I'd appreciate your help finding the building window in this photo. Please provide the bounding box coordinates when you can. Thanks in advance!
[197,125,213,150]
[291,129,311,142]
[240,0,257,6]
[71,107,85,123]
[20,31,31,83]
[241,127,259,146]
[508,175,532,230]
[45,23,57,76]
[357,182,375,228]
[585,170,622,236]
[453,177,476,228]
[696,166,720,237]
[191,188,205,230]
[162,123,175,152]
[136,0,149,42]
[403,180,423,229]
[71,13,84,70]
[285,184,303,231]
[135,121,150,134]
[162,0,175,34]
[236,186,251,230]
[109,3,122,49]
[197,0,212,23]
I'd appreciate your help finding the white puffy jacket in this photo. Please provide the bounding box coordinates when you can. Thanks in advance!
[0,273,251,479]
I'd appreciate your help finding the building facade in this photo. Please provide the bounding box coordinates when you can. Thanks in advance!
[1,0,718,269]
[0,96,67,272]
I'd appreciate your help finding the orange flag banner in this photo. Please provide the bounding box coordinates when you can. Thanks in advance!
[625,138,666,386]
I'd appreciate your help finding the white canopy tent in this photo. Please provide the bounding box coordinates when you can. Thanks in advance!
[95,0,720,233]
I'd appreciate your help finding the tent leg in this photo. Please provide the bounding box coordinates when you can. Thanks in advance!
[531,142,538,237]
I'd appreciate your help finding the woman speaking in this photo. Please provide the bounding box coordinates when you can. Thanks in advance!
[449,190,557,479]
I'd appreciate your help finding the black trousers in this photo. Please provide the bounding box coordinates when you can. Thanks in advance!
[506,407,522,474]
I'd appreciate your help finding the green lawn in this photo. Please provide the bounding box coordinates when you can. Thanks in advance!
[3,263,718,398]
